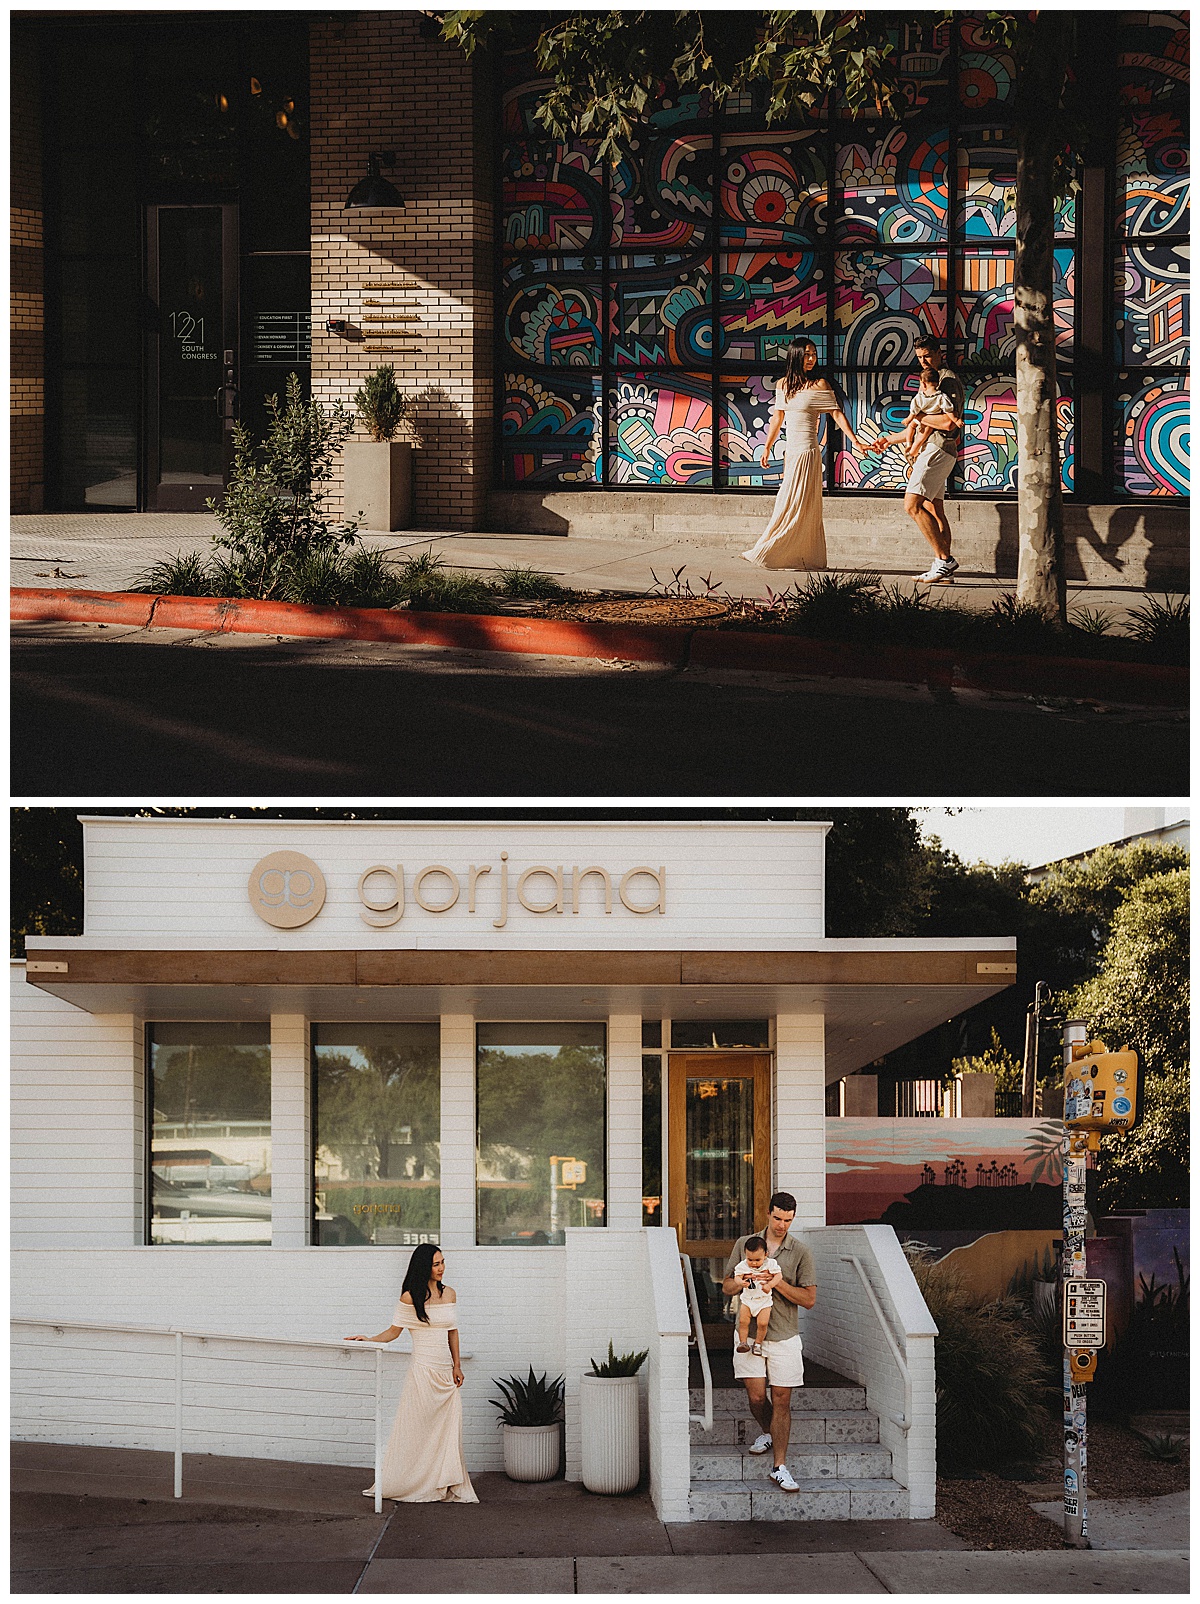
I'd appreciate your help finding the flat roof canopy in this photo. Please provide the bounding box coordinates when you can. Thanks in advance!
[22,944,1017,1082]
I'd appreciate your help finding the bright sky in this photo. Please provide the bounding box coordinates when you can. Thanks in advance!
[918,806,1189,868]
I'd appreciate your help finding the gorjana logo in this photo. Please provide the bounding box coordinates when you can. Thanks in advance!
[248,851,327,929]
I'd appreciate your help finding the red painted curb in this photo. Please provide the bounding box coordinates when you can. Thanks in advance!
[13,586,1186,707]
[10,587,692,667]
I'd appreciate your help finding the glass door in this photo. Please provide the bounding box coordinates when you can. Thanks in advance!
[146,204,238,510]
[667,1052,771,1259]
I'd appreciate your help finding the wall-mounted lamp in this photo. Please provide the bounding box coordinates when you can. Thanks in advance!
[345,150,405,209]
[325,318,348,335]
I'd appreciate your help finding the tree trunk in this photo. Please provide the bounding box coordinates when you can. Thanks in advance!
[1013,29,1069,622]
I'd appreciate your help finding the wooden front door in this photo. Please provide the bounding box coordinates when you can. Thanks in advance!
[668,1052,771,1259]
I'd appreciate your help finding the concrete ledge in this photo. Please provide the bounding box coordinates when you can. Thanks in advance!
[487,491,1190,592]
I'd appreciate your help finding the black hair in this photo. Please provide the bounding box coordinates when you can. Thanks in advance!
[914,336,944,355]
[780,339,826,399]
[768,1191,797,1214]
[744,1235,769,1255]
[401,1242,443,1324]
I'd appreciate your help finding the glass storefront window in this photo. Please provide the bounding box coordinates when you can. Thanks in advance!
[476,1023,607,1244]
[312,1024,440,1247]
[671,1020,770,1049]
[642,1053,663,1226]
[148,1023,271,1245]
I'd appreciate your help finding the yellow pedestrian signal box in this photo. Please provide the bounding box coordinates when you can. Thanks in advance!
[1064,1041,1140,1132]
[560,1160,587,1185]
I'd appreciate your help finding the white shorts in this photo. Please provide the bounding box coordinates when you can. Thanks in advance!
[738,1292,773,1317]
[906,442,956,500]
[731,1331,805,1387]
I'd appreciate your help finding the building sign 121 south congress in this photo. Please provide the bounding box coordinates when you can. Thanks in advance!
[248,851,667,931]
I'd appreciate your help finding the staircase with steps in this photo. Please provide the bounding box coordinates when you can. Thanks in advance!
[686,1380,909,1521]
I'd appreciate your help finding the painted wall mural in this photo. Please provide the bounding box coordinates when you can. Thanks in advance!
[826,1117,1065,1231]
[499,14,1187,498]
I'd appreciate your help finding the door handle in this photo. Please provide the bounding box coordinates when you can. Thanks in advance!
[215,385,238,424]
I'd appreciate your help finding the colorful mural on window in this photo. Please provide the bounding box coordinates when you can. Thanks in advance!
[500,14,1186,498]
[1114,13,1189,496]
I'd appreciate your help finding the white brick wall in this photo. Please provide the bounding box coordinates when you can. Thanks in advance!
[773,1012,826,1225]
[11,968,144,1248]
[799,1224,938,1517]
[607,1014,642,1229]
[270,1015,311,1247]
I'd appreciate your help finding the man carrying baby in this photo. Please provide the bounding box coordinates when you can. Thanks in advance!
[722,1191,817,1494]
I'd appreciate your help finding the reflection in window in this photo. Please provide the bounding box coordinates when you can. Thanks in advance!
[312,1024,441,1247]
[476,1023,606,1244]
[671,1020,770,1050]
[148,1023,271,1245]
[642,1054,663,1227]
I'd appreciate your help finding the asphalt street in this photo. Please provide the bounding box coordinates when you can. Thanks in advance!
[12,622,1187,796]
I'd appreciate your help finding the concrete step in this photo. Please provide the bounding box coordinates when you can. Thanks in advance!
[689,1385,866,1415]
[690,1444,893,1482]
[689,1408,880,1446]
[687,1477,909,1522]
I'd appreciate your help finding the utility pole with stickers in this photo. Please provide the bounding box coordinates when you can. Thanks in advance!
[1059,1018,1142,1548]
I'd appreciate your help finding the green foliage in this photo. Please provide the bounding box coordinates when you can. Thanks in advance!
[11,807,85,953]
[1095,1065,1189,1212]
[353,365,416,443]
[1124,594,1189,665]
[495,564,571,601]
[490,1367,565,1427]
[1065,867,1189,1072]
[952,1027,1023,1093]
[207,372,358,599]
[441,11,905,160]
[316,1039,440,1187]
[153,1043,271,1122]
[1137,1432,1185,1463]
[589,1340,649,1377]
[907,1252,1053,1471]
[132,550,216,597]
[1092,1249,1189,1416]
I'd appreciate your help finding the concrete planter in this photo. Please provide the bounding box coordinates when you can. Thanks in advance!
[580,1374,640,1494]
[501,1422,561,1482]
[343,440,413,531]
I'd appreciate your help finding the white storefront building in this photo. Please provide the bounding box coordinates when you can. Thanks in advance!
[13,817,1017,1520]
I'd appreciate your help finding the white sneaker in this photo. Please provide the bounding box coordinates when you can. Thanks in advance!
[770,1463,800,1492]
[917,556,957,582]
[748,1431,773,1455]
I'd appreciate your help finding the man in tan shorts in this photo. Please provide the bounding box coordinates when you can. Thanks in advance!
[722,1191,817,1493]
[868,337,965,583]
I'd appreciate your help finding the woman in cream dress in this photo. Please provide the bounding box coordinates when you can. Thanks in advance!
[346,1243,478,1504]
[742,339,865,570]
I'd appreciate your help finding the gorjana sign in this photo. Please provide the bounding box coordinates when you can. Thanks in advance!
[248,852,665,931]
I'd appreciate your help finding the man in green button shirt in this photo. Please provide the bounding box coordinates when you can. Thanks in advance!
[722,1191,817,1494]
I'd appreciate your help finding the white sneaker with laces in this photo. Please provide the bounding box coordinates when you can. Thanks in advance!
[770,1463,800,1492]
[748,1431,773,1455]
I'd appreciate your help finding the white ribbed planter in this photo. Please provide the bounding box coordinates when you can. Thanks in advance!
[501,1422,561,1482]
[579,1374,640,1494]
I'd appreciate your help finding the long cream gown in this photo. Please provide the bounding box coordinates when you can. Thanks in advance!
[367,1301,478,1503]
[741,382,839,569]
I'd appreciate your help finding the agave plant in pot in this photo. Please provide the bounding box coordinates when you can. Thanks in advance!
[343,365,419,531]
[580,1341,648,1495]
[490,1367,565,1482]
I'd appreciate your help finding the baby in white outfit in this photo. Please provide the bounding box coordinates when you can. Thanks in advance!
[733,1235,781,1354]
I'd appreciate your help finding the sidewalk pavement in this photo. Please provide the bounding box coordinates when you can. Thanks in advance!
[11,513,1168,621]
[11,1442,1189,1594]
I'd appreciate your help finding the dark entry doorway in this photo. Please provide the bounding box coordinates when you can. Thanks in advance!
[146,204,238,510]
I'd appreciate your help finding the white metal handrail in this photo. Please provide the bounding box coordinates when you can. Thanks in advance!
[838,1256,912,1435]
[679,1255,712,1432]
[10,1317,444,1514]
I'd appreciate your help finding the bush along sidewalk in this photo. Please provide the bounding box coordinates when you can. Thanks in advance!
[707,572,1189,670]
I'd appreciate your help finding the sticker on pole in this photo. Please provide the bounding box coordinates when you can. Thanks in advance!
[1064,1279,1106,1349]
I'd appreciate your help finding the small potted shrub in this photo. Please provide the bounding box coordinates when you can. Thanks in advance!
[490,1367,564,1482]
[580,1341,648,1495]
[343,365,419,531]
